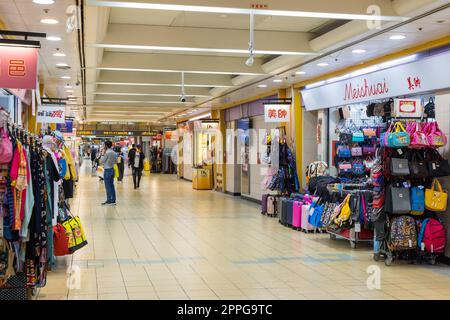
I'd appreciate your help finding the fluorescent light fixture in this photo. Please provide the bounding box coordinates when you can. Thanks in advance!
[33,0,54,4]
[96,82,233,88]
[257,84,268,88]
[86,0,408,21]
[389,34,406,40]
[64,85,73,89]
[317,62,329,67]
[95,100,187,104]
[188,113,212,121]
[56,63,69,67]
[46,36,61,41]
[66,90,73,93]
[352,49,366,54]
[273,79,283,83]
[53,52,66,57]
[305,80,326,89]
[40,18,59,24]
[61,76,71,79]
[94,92,210,98]
[296,71,306,75]
[90,44,316,56]
[96,67,264,76]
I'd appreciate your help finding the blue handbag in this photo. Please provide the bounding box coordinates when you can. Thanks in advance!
[410,186,425,215]
[352,131,365,142]
[308,204,324,228]
[337,145,351,158]
[387,122,410,148]
[352,162,365,175]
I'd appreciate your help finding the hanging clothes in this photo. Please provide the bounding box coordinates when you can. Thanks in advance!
[9,139,28,231]
[20,146,34,239]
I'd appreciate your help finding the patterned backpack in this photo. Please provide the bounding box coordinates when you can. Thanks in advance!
[388,216,417,251]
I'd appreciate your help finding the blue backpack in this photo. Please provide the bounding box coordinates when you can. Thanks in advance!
[308,203,324,228]
[410,186,425,215]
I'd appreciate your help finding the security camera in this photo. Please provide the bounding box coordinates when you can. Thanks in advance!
[75,80,81,86]
[181,95,186,103]
[245,55,254,67]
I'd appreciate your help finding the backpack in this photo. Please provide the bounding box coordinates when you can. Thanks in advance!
[388,216,417,251]
[410,186,425,215]
[418,218,446,253]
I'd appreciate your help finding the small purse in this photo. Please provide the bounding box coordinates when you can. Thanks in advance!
[427,121,447,148]
[363,128,377,138]
[362,145,376,156]
[352,131,365,143]
[352,161,365,175]
[425,178,448,212]
[351,146,363,157]
[337,145,351,158]
[409,122,429,148]
[339,132,353,144]
[408,150,429,178]
[338,162,352,174]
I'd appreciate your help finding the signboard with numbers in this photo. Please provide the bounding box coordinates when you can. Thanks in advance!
[0,47,38,89]
[264,104,290,123]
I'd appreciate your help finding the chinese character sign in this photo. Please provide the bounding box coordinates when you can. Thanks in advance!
[264,104,290,123]
[0,47,38,90]
[37,105,66,124]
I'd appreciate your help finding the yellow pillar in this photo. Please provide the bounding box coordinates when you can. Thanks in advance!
[293,89,303,189]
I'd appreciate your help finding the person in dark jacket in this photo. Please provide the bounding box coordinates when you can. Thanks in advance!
[128,144,145,189]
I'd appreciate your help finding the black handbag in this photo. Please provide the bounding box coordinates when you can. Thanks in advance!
[426,149,450,177]
[339,132,353,144]
[408,150,429,178]
[385,184,411,214]
[390,158,410,176]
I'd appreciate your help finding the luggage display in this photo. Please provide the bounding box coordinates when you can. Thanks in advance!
[261,194,269,214]
[292,201,302,229]
[301,204,314,232]
[267,196,278,216]
[285,199,294,226]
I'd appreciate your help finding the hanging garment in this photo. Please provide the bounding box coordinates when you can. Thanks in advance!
[10,140,28,231]
[63,145,77,181]
[43,147,61,227]
[20,146,34,239]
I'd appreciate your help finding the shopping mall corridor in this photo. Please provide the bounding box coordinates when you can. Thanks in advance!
[36,160,450,300]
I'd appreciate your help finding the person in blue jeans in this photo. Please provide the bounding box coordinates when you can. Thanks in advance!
[100,140,118,205]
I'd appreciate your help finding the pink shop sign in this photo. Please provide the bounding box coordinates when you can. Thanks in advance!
[0,46,38,90]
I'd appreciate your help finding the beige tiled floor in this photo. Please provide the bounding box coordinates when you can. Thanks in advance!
[36,160,450,300]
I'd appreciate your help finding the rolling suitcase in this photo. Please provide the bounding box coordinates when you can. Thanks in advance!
[285,199,294,226]
[267,196,278,216]
[278,197,287,223]
[302,204,315,232]
[261,194,269,214]
[292,201,303,229]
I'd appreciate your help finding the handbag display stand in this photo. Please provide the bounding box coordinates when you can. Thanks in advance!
[326,184,374,249]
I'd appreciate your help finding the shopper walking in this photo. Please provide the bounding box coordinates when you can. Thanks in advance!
[101,140,118,205]
[114,145,125,183]
[128,144,145,189]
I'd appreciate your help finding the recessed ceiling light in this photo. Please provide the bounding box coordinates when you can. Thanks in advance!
[258,84,268,88]
[273,79,283,83]
[317,62,329,67]
[56,63,69,67]
[46,36,61,41]
[296,71,306,75]
[53,52,66,57]
[40,18,59,25]
[66,90,73,93]
[61,76,71,79]
[33,0,54,4]
[352,49,366,54]
[389,34,406,40]
[64,85,72,89]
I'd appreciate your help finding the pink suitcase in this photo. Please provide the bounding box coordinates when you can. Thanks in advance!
[292,201,303,229]
[301,204,315,232]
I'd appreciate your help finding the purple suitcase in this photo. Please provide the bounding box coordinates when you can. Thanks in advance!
[261,194,269,214]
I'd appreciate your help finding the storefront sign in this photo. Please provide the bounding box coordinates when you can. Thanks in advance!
[56,120,74,133]
[77,130,159,137]
[393,98,422,118]
[37,105,66,123]
[301,51,450,110]
[0,47,38,90]
[264,104,290,123]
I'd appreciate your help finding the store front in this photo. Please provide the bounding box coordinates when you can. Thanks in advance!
[298,47,450,260]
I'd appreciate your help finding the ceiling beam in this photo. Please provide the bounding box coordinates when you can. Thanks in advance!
[91,51,266,75]
[91,24,315,56]
[94,70,235,87]
[94,94,195,103]
[95,84,212,96]
[86,0,406,21]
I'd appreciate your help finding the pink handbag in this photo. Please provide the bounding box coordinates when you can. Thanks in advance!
[427,122,447,147]
[410,122,429,148]
[0,128,13,165]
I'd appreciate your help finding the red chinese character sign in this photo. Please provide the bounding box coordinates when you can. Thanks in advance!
[37,105,66,124]
[264,104,290,123]
[0,47,38,90]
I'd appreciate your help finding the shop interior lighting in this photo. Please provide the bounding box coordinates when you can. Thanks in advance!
[64,85,73,89]
[53,52,66,57]
[56,63,69,67]
[257,84,268,88]
[96,67,265,76]
[273,79,283,83]
[296,71,306,75]
[304,80,326,89]
[91,44,315,57]
[389,34,406,40]
[46,36,61,41]
[94,92,210,97]
[61,76,71,79]
[33,0,55,4]
[188,113,212,121]
[96,82,233,88]
[317,62,329,67]
[352,49,367,54]
[95,100,186,104]
[40,18,59,24]
[87,1,409,21]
